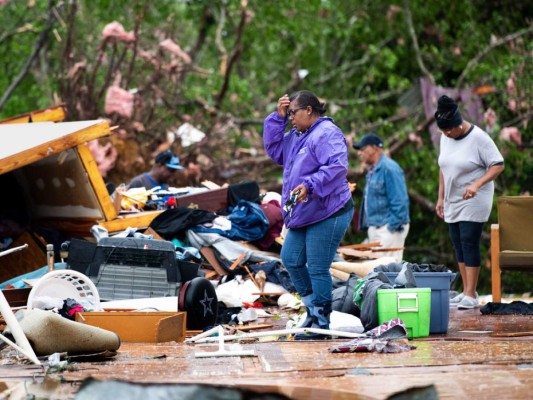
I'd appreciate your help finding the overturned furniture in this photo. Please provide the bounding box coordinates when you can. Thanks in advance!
[0,119,166,238]
[491,196,533,303]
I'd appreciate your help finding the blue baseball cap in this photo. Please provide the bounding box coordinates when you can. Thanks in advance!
[353,132,384,150]
[155,150,185,170]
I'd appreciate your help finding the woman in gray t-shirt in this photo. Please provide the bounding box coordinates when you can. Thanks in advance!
[434,95,504,309]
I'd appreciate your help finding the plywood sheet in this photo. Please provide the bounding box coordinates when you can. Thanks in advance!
[0,120,110,174]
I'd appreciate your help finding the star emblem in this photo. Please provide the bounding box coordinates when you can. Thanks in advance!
[199,290,214,317]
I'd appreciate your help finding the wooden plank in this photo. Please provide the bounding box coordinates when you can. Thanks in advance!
[1,288,31,307]
[0,120,111,175]
[371,246,405,252]
[77,144,117,222]
[175,187,228,212]
[204,271,219,279]
[336,247,380,259]
[243,264,260,289]
[200,247,228,276]
[235,324,274,332]
[339,242,381,250]
[0,105,67,125]
[98,210,163,233]
[30,107,67,123]
[229,253,247,271]
[143,227,164,240]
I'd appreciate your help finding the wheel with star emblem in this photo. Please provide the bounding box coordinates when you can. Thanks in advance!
[179,277,218,330]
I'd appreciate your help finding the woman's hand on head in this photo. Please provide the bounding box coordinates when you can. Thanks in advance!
[277,94,290,117]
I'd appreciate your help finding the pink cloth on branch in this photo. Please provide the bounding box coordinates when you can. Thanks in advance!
[105,86,134,118]
[102,21,136,43]
[159,38,192,64]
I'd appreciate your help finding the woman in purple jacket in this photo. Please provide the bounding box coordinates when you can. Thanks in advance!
[263,90,353,339]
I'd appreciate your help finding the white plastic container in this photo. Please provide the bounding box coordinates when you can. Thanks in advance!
[27,270,101,311]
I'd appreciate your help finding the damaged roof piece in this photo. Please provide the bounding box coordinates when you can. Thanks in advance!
[0,119,111,175]
[0,105,67,125]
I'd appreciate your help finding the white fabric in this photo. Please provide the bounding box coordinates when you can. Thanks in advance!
[215,279,287,308]
[368,224,410,262]
[286,310,364,333]
[438,125,504,223]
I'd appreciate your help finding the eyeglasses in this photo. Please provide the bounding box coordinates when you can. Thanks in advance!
[287,106,307,118]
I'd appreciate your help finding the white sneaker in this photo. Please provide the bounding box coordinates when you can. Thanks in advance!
[457,295,480,309]
[450,293,464,305]
[450,292,479,307]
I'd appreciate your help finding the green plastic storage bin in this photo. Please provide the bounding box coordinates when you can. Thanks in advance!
[383,271,455,333]
[377,288,431,338]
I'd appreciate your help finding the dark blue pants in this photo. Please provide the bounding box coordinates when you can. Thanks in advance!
[448,221,484,267]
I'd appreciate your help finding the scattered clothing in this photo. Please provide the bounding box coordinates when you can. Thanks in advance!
[356,271,393,331]
[329,318,415,353]
[253,200,283,250]
[149,207,217,239]
[331,273,361,317]
[480,301,533,315]
[249,260,296,292]
[329,337,414,354]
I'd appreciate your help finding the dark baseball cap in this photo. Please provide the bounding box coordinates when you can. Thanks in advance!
[352,133,384,150]
[155,150,185,170]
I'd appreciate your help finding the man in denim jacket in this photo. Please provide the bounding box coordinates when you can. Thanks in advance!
[353,133,410,261]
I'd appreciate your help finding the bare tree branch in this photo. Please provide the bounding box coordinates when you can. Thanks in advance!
[124,0,148,87]
[332,88,404,106]
[456,25,533,88]
[0,0,58,112]
[356,108,420,134]
[502,110,533,128]
[214,0,248,109]
[214,2,228,75]
[403,0,435,84]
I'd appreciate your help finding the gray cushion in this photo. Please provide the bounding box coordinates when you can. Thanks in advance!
[500,251,533,271]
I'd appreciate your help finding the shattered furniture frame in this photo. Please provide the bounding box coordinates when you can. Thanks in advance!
[490,196,533,303]
[0,116,164,238]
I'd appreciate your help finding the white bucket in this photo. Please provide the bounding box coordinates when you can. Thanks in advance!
[27,270,101,311]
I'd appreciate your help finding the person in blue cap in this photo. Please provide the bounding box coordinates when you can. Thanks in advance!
[128,149,185,190]
[353,132,410,262]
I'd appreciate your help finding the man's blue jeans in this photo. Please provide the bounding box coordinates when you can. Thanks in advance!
[281,208,353,307]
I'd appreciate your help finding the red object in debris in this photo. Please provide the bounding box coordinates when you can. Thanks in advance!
[68,305,84,316]
[166,197,177,208]
[242,302,263,309]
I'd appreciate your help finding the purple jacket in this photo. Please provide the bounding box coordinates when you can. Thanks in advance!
[263,111,352,228]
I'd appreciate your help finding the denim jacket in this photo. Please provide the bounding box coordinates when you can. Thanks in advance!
[359,154,409,232]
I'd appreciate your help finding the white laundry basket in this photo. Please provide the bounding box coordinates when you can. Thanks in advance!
[27,270,101,311]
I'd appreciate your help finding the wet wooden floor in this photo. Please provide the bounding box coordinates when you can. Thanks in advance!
[1,307,533,399]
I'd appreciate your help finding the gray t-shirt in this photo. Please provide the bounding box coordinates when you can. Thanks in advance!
[438,125,504,223]
[128,173,161,190]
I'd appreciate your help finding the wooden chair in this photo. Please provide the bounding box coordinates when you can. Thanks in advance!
[491,196,533,302]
